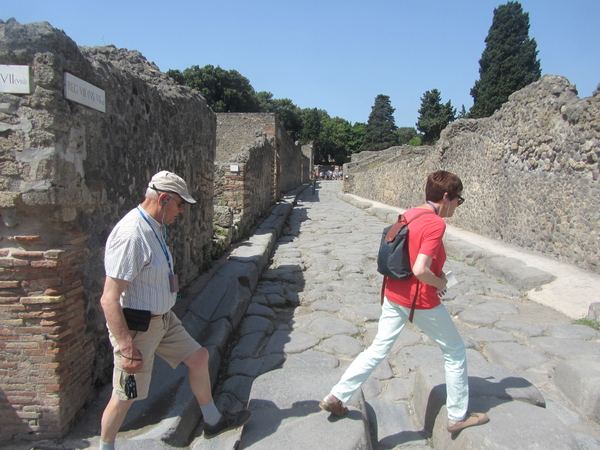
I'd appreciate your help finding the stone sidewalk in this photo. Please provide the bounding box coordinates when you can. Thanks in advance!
[13,180,600,450]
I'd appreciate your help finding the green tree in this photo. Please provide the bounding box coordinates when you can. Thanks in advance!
[347,122,366,155]
[167,65,259,112]
[257,92,302,141]
[395,127,418,146]
[299,108,327,145]
[469,1,541,118]
[360,94,398,152]
[319,117,352,165]
[416,89,456,144]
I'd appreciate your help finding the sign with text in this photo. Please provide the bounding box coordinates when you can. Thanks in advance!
[0,65,30,94]
[63,72,106,113]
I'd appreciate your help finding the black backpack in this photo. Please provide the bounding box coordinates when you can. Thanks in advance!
[377,211,434,280]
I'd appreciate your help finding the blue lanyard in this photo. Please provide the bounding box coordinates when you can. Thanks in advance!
[137,207,173,274]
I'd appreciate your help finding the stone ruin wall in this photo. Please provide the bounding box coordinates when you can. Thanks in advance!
[0,20,216,440]
[215,113,309,238]
[213,134,275,249]
[345,75,600,274]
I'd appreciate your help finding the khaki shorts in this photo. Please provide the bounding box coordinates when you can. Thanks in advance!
[109,311,202,401]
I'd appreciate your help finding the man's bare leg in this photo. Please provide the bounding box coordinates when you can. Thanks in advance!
[100,395,134,445]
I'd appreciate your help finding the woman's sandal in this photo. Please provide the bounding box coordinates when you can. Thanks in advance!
[319,396,349,417]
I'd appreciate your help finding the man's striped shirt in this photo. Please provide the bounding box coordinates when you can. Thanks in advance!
[104,207,176,314]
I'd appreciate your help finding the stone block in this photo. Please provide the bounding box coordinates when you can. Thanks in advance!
[412,349,544,434]
[431,399,578,450]
[554,356,600,422]
[588,303,600,322]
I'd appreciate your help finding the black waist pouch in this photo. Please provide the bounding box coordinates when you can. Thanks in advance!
[123,308,152,332]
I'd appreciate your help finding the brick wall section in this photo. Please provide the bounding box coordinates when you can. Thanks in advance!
[344,75,600,274]
[0,234,93,440]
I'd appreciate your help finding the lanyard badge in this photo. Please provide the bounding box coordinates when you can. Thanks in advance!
[137,207,179,293]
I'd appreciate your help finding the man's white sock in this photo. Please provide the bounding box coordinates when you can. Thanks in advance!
[99,441,115,450]
[200,399,222,426]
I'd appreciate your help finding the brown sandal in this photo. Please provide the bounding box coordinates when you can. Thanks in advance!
[319,396,348,417]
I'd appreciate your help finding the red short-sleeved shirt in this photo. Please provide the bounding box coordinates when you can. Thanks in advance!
[384,208,446,310]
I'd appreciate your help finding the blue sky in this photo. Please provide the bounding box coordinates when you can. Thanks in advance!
[4,0,599,127]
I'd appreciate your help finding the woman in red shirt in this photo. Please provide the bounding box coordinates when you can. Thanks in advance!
[320,171,489,433]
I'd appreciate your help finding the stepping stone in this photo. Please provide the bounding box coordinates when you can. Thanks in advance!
[431,399,578,450]
[554,356,600,422]
[413,349,545,433]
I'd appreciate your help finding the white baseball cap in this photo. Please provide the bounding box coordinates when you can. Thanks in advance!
[148,171,197,204]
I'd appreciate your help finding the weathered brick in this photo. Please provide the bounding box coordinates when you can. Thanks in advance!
[20,295,65,304]
[31,260,59,269]
[43,250,65,260]
[11,251,44,259]
[14,236,42,243]
[0,280,20,289]
[0,258,14,267]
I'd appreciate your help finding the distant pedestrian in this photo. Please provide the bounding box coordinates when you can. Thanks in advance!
[311,175,317,194]
[99,171,250,449]
[319,170,489,434]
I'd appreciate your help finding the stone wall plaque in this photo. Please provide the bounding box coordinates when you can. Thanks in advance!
[0,65,30,94]
[63,72,106,112]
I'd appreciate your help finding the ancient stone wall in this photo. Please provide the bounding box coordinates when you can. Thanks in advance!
[0,19,215,440]
[214,135,274,246]
[216,113,308,199]
[345,75,600,274]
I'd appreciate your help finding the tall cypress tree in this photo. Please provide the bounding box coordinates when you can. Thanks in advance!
[360,94,398,152]
[469,1,541,118]
[416,89,456,145]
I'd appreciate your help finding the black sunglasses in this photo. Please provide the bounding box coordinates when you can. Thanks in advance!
[455,195,465,205]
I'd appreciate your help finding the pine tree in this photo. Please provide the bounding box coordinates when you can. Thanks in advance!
[470,1,541,118]
[360,94,398,152]
[416,89,456,145]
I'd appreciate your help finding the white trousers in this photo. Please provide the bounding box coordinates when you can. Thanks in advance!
[330,298,469,421]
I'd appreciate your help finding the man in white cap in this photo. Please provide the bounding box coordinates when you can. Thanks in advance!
[99,171,250,449]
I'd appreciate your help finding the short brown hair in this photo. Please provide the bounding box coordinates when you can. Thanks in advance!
[425,171,463,202]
